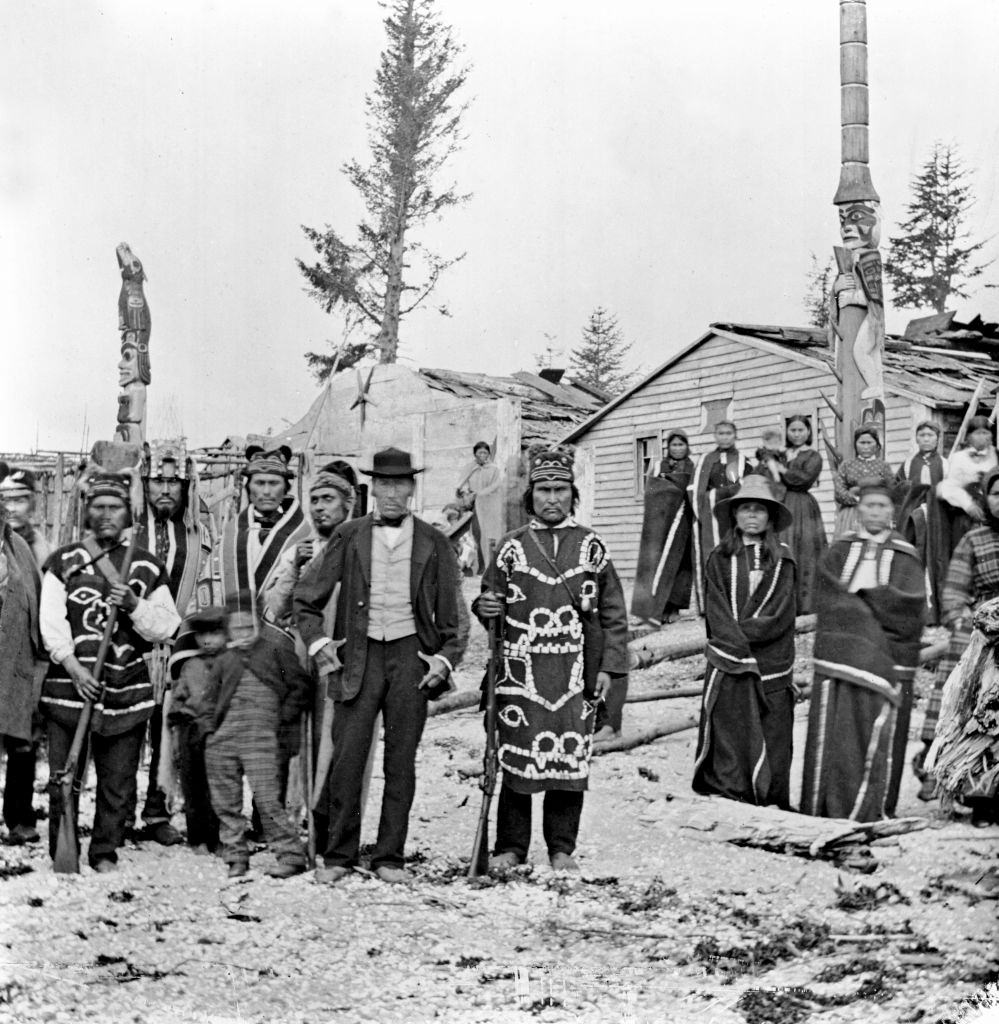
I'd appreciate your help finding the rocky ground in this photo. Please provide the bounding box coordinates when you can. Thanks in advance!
[1,582,997,1024]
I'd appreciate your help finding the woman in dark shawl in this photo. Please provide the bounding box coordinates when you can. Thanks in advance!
[893,421,948,626]
[692,476,797,808]
[779,414,827,614]
[801,481,925,821]
[631,430,695,624]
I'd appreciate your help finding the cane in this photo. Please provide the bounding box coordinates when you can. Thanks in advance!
[301,710,316,868]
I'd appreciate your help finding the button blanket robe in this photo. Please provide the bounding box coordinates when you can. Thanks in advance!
[801,532,925,821]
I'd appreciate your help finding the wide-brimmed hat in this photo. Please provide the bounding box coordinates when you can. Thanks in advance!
[713,475,792,534]
[360,447,423,478]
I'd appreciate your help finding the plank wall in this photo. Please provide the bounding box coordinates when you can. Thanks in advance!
[575,333,930,582]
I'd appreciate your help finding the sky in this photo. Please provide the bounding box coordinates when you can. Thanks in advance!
[3,0,999,453]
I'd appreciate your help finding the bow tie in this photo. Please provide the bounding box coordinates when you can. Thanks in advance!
[375,515,408,529]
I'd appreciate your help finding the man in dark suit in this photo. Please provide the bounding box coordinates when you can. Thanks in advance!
[294,447,466,884]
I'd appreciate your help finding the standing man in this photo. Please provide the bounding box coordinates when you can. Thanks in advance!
[801,480,925,820]
[294,447,466,884]
[220,443,311,631]
[690,421,747,614]
[39,473,180,872]
[1,469,52,568]
[0,480,43,844]
[473,447,630,872]
[131,440,214,845]
[264,464,356,850]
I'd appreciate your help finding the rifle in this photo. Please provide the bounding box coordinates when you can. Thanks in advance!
[468,540,501,878]
[52,538,138,874]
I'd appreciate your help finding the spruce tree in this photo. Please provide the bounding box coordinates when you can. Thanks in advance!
[569,308,635,396]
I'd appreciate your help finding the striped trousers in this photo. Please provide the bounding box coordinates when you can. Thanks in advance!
[205,672,305,868]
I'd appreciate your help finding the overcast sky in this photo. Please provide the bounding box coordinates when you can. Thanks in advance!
[3,0,998,453]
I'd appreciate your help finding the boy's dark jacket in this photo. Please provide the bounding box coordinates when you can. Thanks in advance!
[206,636,311,733]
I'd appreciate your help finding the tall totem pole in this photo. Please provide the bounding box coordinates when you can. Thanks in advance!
[828,0,886,461]
[115,242,151,444]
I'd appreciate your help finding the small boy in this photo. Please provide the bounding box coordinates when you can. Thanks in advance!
[202,597,310,878]
[168,608,227,855]
[754,426,788,497]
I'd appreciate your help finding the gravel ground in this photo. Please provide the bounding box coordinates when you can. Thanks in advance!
[1,583,996,1024]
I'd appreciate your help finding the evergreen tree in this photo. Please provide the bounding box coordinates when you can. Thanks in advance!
[569,308,635,396]
[886,143,992,313]
[299,0,470,380]
[803,253,833,329]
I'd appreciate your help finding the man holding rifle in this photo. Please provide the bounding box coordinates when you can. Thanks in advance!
[473,447,629,874]
[39,473,180,872]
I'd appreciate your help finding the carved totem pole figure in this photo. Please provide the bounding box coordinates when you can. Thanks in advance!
[115,242,151,443]
[829,0,886,458]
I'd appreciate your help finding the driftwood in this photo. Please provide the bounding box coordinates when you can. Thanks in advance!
[591,715,700,755]
[629,615,816,671]
[646,793,929,861]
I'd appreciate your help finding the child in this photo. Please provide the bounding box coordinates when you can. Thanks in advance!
[753,426,788,498]
[202,597,311,878]
[167,607,227,855]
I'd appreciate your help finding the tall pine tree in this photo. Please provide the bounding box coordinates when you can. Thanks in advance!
[298,0,470,379]
[886,142,992,313]
[569,307,635,396]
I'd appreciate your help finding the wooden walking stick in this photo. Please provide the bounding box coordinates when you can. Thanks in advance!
[52,538,138,874]
[301,710,316,868]
[469,541,500,878]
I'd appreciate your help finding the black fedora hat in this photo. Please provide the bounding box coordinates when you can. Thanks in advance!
[360,447,424,478]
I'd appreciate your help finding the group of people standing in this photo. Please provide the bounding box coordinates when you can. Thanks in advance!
[634,412,999,826]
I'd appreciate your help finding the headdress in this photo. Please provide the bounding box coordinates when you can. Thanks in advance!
[184,606,228,633]
[528,446,575,484]
[244,443,295,480]
[360,447,424,478]
[145,438,189,480]
[713,475,792,534]
[309,471,354,502]
[0,468,37,498]
[856,477,893,500]
[86,473,131,504]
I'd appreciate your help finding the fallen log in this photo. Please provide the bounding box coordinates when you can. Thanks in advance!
[644,792,929,862]
[591,715,700,755]
[628,614,816,671]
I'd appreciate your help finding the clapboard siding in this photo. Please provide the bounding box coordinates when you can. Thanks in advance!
[572,332,937,582]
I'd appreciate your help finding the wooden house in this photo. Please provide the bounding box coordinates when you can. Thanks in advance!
[562,317,999,584]
[264,364,606,531]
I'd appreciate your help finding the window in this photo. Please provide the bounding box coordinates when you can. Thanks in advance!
[636,435,660,495]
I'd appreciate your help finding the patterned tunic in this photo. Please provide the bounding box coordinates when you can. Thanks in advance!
[40,541,176,735]
[480,520,629,793]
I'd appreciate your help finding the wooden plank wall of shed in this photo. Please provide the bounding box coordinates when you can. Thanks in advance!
[574,333,930,583]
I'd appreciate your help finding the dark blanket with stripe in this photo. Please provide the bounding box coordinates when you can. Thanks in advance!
[631,459,694,621]
[692,541,797,807]
[801,533,925,820]
[894,451,948,625]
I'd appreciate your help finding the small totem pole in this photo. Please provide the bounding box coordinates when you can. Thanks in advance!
[827,0,886,462]
[115,242,151,444]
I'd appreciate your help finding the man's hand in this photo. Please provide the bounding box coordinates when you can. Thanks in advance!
[593,671,612,701]
[67,662,102,701]
[294,539,315,568]
[417,652,451,693]
[476,591,504,619]
[313,638,346,676]
[968,502,986,523]
[107,582,138,613]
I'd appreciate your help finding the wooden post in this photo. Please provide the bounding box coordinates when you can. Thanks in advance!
[830,0,886,458]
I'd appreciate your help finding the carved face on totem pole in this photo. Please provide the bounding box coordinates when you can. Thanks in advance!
[838,200,881,252]
[118,336,151,386]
